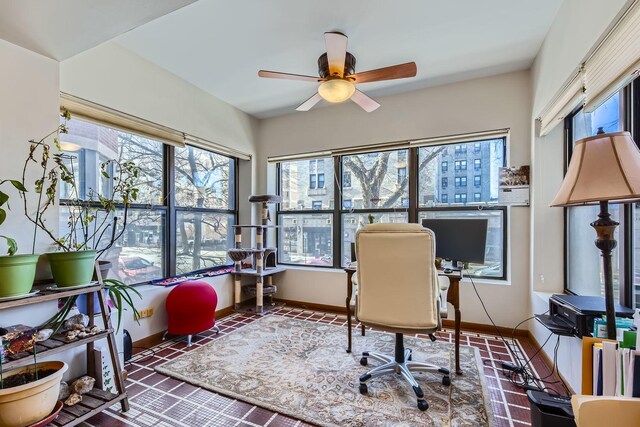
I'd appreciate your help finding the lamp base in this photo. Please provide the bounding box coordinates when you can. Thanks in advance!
[590,200,619,340]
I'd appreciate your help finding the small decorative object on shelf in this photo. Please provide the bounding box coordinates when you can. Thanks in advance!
[228,195,286,314]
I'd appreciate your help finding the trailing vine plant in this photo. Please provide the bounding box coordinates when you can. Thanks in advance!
[20,110,141,256]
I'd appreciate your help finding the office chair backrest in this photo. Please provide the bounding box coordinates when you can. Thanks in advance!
[355,223,439,332]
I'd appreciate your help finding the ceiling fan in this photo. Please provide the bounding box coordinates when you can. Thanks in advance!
[258,32,417,112]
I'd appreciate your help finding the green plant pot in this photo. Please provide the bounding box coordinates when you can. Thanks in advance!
[0,254,39,298]
[46,250,96,287]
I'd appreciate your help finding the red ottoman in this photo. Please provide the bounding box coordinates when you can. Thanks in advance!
[165,280,219,346]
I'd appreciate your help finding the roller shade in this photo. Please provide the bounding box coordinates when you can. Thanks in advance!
[60,93,186,148]
[267,151,332,162]
[538,71,585,136]
[409,128,509,147]
[267,129,509,163]
[61,93,252,161]
[584,0,640,112]
[184,135,251,161]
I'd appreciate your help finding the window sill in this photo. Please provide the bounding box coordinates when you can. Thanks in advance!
[461,277,510,286]
[278,264,346,273]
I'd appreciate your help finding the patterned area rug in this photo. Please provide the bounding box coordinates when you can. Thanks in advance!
[156,315,492,427]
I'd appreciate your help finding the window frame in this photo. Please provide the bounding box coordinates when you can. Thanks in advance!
[59,122,239,283]
[275,139,508,280]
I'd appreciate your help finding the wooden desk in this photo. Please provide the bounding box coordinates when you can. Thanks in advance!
[344,265,464,375]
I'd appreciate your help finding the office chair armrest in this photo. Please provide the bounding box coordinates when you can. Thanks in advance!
[438,276,449,319]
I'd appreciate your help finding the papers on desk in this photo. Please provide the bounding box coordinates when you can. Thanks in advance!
[589,340,640,397]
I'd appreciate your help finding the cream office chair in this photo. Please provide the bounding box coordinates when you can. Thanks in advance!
[355,223,450,411]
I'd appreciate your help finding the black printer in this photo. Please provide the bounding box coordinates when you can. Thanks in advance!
[535,294,635,338]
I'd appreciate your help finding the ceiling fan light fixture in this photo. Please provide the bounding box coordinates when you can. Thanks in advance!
[318,78,356,103]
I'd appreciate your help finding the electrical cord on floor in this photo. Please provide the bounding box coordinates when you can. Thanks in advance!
[466,270,570,395]
[125,346,156,365]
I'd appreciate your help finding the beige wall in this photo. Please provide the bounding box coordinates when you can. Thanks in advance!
[257,70,532,328]
[0,38,92,380]
[529,0,631,392]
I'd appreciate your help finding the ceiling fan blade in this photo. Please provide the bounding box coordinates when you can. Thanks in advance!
[258,70,322,82]
[324,32,348,77]
[350,90,380,112]
[296,93,323,111]
[350,62,417,84]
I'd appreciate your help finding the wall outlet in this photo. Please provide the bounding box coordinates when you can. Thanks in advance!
[136,308,154,319]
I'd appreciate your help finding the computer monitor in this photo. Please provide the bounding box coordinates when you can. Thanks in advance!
[421,218,488,264]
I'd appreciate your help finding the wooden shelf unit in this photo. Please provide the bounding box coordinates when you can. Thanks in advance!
[0,268,129,426]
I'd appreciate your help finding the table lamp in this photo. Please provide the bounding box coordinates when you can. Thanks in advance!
[551,131,640,339]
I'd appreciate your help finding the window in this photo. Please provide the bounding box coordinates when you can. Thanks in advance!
[175,146,236,274]
[277,157,334,266]
[566,92,623,300]
[474,159,481,170]
[398,150,407,163]
[455,160,467,171]
[455,177,467,188]
[308,159,325,190]
[441,161,448,172]
[59,117,237,283]
[419,138,506,278]
[474,175,481,186]
[343,171,352,188]
[455,145,467,155]
[474,143,481,154]
[277,140,506,279]
[397,167,407,184]
[454,193,467,203]
[340,149,409,263]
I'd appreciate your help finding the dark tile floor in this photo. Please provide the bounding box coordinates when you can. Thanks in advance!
[83,307,567,427]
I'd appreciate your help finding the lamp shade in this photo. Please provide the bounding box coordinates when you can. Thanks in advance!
[551,131,640,206]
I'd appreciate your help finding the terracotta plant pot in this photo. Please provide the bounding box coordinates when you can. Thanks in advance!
[0,254,39,298]
[46,250,96,287]
[0,361,68,427]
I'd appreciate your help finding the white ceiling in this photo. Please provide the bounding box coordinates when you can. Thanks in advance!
[0,0,195,60]
[116,0,562,118]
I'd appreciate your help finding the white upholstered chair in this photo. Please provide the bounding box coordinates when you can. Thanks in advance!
[354,223,450,411]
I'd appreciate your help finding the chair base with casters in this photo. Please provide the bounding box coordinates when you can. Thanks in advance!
[162,325,220,347]
[358,332,450,411]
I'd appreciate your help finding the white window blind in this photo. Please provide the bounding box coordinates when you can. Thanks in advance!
[538,71,585,136]
[60,93,252,160]
[184,135,251,161]
[60,93,186,148]
[409,128,509,147]
[584,0,640,112]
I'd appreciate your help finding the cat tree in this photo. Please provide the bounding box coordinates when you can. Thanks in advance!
[227,195,285,313]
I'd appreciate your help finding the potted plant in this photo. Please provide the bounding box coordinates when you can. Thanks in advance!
[74,278,142,331]
[0,361,68,427]
[0,179,39,298]
[20,111,141,287]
